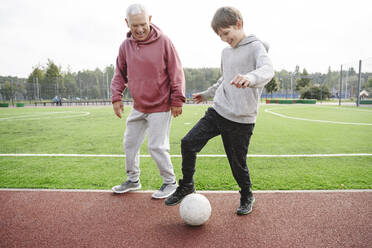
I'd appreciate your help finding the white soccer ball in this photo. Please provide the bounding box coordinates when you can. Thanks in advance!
[179,193,212,226]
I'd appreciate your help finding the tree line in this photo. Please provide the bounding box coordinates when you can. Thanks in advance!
[0,60,115,102]
[1,61,371,102]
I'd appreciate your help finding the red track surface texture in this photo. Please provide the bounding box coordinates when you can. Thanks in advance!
[1,190,371,248]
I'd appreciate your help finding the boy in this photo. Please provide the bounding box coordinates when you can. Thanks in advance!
[165,6,274,215]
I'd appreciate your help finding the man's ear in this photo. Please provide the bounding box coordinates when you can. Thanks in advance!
[237,20,243,29]
[125,18,129,28]
[148,15,152,23]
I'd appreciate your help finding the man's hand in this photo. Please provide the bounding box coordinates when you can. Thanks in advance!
[171,106,182,118]
[113,101,124,118]
[230,74,251,88]
[192,93,203,104]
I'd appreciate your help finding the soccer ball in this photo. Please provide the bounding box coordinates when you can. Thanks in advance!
[179,193,212,226]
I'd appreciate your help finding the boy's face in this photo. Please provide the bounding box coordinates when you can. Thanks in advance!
[125,12,152,41]
[217,22,245,48]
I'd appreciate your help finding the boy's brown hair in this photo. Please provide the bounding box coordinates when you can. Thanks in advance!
[211,7,243,34]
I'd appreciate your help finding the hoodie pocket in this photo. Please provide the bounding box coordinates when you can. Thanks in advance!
[231,88,257,117]
[129,79,162,107]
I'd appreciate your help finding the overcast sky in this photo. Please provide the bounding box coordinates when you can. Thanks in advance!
[1,0,371,78]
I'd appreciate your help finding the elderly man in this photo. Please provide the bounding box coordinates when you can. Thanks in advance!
[111,4,185,199]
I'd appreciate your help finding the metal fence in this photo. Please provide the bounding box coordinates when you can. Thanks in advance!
[0,71,117,106]
[340,58,372,106]
[261,58,372,106]
[1,59,372,107]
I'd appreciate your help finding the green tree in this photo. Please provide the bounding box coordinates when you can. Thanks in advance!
[62,70,78,99]
[0,81,12,101]
[104,65,115,99]
[93,68,103,99]
[300,84,331,100]
[77,69,102,100]
[26,67,44,100]
[265,77,280,98]
[0,79,25,103]
[184,68,221,97]
[27,67,44,84]
[368,78,372,87]
[365,78,372,95]
[295,68,311,91]
[43,59,62,99]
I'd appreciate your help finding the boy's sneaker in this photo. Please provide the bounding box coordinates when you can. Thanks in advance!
[152,181,178,199]
[164,179,195,206]
[112,180,141,194]
[236,196,255,215]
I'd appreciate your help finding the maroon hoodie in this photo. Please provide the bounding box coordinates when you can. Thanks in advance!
[111,24,185,113]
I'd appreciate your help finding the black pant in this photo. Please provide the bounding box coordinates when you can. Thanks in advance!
[181,107,255,191]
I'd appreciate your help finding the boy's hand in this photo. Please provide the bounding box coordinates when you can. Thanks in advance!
[113,101,124,118]
[230,74,251,88]
[171,106,182,118]
[192,93,203,104]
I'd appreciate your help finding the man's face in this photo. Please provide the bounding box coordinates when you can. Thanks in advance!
[217,22,245,48]
[125,12,152,41]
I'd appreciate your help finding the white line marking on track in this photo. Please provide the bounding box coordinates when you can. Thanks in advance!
[0,153,371,158]
[0,188,371,193]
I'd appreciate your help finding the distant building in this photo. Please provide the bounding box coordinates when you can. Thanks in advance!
[360,90,369,99]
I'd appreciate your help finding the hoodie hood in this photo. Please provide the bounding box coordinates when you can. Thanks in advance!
[126,23,162,45]
[237,34,270,52]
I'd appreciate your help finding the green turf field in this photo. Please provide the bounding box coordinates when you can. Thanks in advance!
[1,104,371,190]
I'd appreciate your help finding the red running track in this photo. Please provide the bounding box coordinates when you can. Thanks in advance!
[1,189,371,248]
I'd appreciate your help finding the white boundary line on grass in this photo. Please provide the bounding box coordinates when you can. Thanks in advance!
[0,111,90,121]
[1,153,372,158]
[0,188,371,193]
[264,107,372,126]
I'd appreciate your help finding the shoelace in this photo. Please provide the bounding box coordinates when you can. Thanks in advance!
[122,181,135,187]
[159,182,177,192]
[173,186,189,197]
[159,184,167,191]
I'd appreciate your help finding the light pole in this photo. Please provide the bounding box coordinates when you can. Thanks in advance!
[290,73,294,99]
[106,71,109,100]
[356,60,362,107]
[339,65,343,106]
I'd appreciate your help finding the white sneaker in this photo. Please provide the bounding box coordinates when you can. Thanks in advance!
[152,182,178,199]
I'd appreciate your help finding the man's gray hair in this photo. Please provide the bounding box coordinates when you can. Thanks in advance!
[126,3,149,20]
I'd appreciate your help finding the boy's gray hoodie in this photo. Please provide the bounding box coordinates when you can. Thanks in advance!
[200,35,274,124]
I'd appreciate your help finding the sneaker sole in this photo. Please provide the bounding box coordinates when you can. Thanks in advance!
[164,197,184,206]
[237,198,255,215]
[112,185,142,194]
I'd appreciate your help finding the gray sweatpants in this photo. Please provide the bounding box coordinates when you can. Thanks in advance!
[123,108,176,184]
